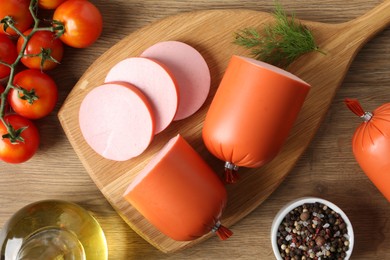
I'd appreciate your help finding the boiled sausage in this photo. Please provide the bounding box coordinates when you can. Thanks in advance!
[202,55,310,183]
[141,41,210,121]
[105,57,178,134]
[123,134,232,241]
[79,82,155,161]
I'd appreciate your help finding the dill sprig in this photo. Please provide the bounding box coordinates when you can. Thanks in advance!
[234,3,324,69]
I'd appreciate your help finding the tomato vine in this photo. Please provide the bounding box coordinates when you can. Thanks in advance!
[0,0,56,140]
[0,0,102,163]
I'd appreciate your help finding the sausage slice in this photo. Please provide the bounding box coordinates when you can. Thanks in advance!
[79,82,155,161]
[105,57,178,134]
[141,41,210,121]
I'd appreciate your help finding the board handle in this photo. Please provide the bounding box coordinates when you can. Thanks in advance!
[344,0,390,45]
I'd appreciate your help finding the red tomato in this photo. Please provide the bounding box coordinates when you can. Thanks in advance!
[0,0,33,36]
[0,34,17,78]
[53,0,103,48]
[38,0,67,9]
[17,29,64,70]
[0,114,39,163]
[9,69,58,119]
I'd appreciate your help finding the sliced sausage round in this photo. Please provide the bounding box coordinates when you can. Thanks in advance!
[105,57,178,134]
[141,41,210,121]
[79,82,155,161]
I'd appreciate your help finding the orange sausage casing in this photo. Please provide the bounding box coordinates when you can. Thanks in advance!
[346,99,390,202]
[202,55,310,182]
[123,134,231,241]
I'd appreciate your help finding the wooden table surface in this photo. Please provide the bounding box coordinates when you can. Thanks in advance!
[1,0,389,259]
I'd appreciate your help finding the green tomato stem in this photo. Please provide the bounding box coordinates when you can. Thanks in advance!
[0,60,12,68]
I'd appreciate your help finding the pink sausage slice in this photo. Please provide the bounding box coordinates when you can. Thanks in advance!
[105,57,178,134]
[141,41,210,121]
[79,82,155,161]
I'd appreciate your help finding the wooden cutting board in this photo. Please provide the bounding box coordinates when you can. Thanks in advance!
[58,1,390,253]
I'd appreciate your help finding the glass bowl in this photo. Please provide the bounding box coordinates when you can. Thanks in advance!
[0,200,108,260]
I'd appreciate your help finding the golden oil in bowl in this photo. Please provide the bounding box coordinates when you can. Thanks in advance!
[0,200,108,260]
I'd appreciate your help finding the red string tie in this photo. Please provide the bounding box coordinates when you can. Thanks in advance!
[224,161,239,184]
[212,221,233,240]
[344,98,373,122]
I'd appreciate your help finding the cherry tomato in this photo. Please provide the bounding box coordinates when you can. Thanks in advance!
[0,114,39,163]
[0,34,17,79]
[38,0,67,10]
[9,69,58,119]
[17,29,64,70]
[53,0,103,48]
[0,0,33,36]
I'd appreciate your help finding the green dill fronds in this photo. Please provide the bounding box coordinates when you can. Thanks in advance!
[234,3,323,69]
[234,28,262,48]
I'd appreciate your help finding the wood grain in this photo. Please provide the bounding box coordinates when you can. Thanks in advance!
[1,0,390,259]
[57,1,390,253]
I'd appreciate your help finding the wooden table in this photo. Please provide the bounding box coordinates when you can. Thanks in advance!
[1,0,389,259]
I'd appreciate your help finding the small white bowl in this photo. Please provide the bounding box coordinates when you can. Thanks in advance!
[271,197,354,260]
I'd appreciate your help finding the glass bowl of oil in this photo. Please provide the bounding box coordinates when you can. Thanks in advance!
[0,200,108,260]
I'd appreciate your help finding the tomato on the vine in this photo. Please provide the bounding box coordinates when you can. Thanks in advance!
[9,69,58,119]
[17,29,64,70]
[53,0,103,48]
[0,34,17,79]
[38,0,67,10]
[0,0,33,36]
[0,114,39,163]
